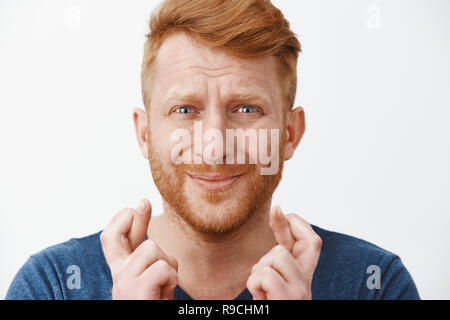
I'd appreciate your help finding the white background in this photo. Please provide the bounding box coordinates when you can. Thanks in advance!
[1,0,449,299]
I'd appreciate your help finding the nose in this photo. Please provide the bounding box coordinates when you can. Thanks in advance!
[193,108,230,165]
[203,107,227,134]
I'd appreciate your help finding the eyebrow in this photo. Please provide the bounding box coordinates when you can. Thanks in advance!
[228,92,271,105]
[163,90,271,106]
[164,91,201,103]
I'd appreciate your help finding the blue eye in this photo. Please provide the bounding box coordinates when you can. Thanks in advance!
[175,106,193,114]
[238,105,256,113]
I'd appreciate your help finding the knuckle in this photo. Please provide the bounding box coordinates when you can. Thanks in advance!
[143,239,158,252]
[313,235,322,249]
[99,231,107,244]
[161,260,173,273]
[147,259,175,282]
[273,244,288,258]
[246,276,252,287]
[274,244,285,253]
[261,268,275,286]
[246,273,258,289]
[262,266,274,278]
[99,230,111,247]
[153,259,171,274]
[246,280,254,290]
[285,213,300,223]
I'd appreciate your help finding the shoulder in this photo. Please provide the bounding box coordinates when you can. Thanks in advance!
[5,231,112,300]
[31,231,105,267]
[312,224,396,262]
[310,225,420,300]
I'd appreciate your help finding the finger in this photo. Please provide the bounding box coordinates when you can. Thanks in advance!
[140,259,178,298]
[247,266,287,300]
[100,208,135,270]
[160,283,177,300]
[128,199,152,250]
[168,255,178,272]
[252,245,302,284]
[247,269,267,300]
[269,206,295,252]
[125,239,171,276]
[248,287,267,300]
[285,214,322,279]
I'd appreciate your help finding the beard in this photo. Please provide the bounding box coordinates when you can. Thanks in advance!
[148,131,286,237]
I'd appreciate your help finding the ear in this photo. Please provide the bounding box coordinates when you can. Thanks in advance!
[133,107,150,159]
[283,106,306,161]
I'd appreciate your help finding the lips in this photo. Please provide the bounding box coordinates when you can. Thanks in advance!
[186,172,243,192]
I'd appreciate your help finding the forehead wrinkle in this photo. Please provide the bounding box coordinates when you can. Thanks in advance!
[159,60,278,108]
[169,62,238,80]
[166,49,267,77]
[163,68,273,100]
[173,62,235,72]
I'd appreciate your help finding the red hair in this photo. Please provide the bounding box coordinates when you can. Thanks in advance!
[141,0,301,111]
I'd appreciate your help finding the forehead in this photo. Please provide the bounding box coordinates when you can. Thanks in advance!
[151,32,283,103]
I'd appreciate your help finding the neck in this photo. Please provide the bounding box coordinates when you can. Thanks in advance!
[147,200,277,299]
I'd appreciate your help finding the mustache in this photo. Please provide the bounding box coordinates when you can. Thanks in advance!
[175,163,255,176]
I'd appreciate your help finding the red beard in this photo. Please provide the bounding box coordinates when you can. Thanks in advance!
[148,131,285,236]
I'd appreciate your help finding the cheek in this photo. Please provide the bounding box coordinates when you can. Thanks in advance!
[149,119,178,154]
[254,122,284,159]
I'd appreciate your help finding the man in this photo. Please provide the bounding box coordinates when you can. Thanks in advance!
[6,0,419,300]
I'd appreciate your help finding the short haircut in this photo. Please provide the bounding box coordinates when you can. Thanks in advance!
[141,0,301,111]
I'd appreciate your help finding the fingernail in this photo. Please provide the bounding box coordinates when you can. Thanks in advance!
[137,199,146,212]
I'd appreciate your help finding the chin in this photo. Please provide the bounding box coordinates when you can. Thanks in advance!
[179,197,256,236]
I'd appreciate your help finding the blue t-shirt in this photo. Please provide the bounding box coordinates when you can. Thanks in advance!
[5,225,420,300]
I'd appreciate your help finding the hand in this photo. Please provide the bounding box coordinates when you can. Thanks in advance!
[246,206,322,300]
[100,199,178,300]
